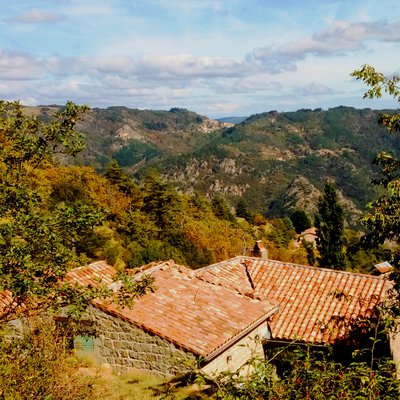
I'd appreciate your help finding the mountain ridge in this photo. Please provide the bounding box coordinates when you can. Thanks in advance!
[26,104,400,224]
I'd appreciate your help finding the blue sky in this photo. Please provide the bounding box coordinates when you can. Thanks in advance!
[1,0,400,117]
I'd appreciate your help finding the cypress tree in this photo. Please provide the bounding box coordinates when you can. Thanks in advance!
[315,180,346,270]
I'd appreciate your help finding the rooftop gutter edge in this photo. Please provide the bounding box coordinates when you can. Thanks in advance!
[203,305,280,362]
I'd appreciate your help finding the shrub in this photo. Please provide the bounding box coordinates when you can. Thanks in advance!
[0,317,96,400]
[198,346,400,400]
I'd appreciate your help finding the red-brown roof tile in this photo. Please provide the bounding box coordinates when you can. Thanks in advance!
[65,261,116,287]
[0,290,13,319]
[69,260,278,359]
[197,257,389,344]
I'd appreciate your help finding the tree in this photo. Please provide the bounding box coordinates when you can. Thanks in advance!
[0,101,151,321]
[315,180,346,269]
[0,100,157,398]
[235,199,254,223]
[351,65,400,133]
[104,159,136,195]
[351,66,400,249]
[289,209,312,234]
[141,170,182,235]
[211,195,236,223]
[197,346,400,399]
[301,239,316,266]
[351,65,400,309]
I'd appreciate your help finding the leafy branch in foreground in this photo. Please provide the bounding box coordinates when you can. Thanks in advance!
[0,100,152,322]
[351,67,400,312]
[351,64,400,132]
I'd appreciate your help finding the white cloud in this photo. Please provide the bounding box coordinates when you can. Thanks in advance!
[207,102,240,113]
[247,20,400,74]
[0,50,44,80]
[210,75,282,95]
[134,54,249,79]
[1,3,400,118]
[300,82,335,96]
[11,9,63,24]
[315,20,400,43]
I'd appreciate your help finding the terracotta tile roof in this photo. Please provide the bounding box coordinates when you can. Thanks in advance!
[375,261,393,274]
[0,262,116,320]
[196,257,389,344]
[0,290,13,319]
[195,262,254,294]
[65,261,116,287]
[12,254,386,354]
[69,260,278,359]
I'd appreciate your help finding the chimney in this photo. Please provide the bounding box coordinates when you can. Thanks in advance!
[253,240,268,259]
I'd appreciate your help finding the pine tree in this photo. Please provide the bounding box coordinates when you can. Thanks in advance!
[315,180,346,270]
[236,199,254,223]
[211,195,236,223]
[104,159,135,194]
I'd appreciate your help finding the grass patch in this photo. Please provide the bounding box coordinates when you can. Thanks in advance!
[85,367,207,399]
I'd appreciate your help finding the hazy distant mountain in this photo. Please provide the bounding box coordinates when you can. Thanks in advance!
[30,105,399,223]
[217,116,248,124]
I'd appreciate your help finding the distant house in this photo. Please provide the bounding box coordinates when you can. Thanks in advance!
[294,227,317,248]
[65,253,391,377]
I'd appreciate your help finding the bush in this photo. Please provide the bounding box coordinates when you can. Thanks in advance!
[199,346,400,399]
[0,317,96,400]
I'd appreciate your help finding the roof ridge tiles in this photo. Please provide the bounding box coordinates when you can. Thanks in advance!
[197,256,385,281]
[194,266,270,303]
[127,260,193,280]
[69,260,107,273]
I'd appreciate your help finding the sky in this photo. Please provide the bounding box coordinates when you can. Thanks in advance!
[1,0,400,118]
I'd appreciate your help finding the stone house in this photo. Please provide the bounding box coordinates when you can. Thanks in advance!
[2,252,391,377]
[66,260,279,377]
[65,255,391,377]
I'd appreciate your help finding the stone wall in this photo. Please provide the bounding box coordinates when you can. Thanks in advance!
[87,306,196,377]
[5,318,24,338]
[201,322,269,376]
[390,331,400,379]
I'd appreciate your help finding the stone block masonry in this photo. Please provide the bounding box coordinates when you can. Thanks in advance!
[201,322,269,376]
[87,306,196,377]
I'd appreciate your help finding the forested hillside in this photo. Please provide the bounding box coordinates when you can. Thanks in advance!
[8,101,389,276]
[158,107,400,222]
[34,105,399,225]
[3,87,399,397]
